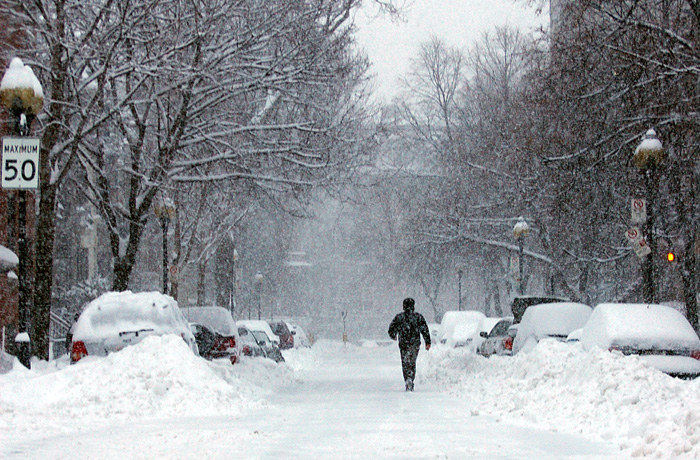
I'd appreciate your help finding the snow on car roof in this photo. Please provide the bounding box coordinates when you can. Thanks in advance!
[181,307,237,336]
[438,310,486,339]
[519,302,592,339]
[452,322,481,340]
[72,291,189,341]
[581,303,700,350]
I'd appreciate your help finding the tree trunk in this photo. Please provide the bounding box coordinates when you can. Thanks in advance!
[197,260,207,306]
[31,185,57,361]
[111,220,146,291]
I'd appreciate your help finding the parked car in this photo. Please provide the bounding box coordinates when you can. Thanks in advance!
[237,325,267,358]
[268,320,294,350]
[477,317,515,357]
[181,306,241,364]
[474,317,503,353]
[579,303,700,379]
[70,291,198,363]
[287,322,311,348]
[510,295,569,323]
[512,302,592,354]
[438,310,487,349]
[237,320,285,363]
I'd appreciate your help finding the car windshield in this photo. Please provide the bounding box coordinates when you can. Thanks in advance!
[489,320,512,337]
[251,330,270,344]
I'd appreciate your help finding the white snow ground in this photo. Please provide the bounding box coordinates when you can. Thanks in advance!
[1,336,698,459]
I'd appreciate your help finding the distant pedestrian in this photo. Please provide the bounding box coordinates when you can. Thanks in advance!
[388,298,431,391]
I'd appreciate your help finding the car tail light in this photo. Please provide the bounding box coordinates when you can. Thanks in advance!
[216,337,236,351]
[242,345,251,356]
[504,336,513,351]
[608,346,620,352]
[71,341,88,362]
[691,350,700,361]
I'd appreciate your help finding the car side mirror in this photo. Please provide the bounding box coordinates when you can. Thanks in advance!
[480,331,488,338]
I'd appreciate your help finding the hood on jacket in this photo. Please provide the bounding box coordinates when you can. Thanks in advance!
[403,297,415,313]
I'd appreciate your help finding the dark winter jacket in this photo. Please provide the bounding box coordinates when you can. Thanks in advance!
[388,305,431,350]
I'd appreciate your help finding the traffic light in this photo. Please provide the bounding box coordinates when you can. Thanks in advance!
[666,251,676,263]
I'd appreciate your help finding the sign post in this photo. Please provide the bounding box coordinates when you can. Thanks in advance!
[2,137,40,190]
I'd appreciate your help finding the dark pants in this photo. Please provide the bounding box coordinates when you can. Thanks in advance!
[400,346,419,382]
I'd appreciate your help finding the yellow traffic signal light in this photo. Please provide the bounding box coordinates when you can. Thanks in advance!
[667,252,676,263]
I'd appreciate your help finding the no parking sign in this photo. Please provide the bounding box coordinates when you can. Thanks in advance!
[631,198,647,224]
[625,227,651,258]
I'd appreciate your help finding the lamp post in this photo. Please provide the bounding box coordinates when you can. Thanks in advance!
[254,272,264,320]
[457,268,463,311]
[229,247,239,317]
[154,196,176,294]
[633,128,664,304]
[513,217,530,295]
[0,58,43,369]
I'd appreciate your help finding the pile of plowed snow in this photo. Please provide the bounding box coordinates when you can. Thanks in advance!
[0,335,293,433]
[420,339,700,459]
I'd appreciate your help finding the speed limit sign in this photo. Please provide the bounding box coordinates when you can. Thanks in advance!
[2,137,40,189]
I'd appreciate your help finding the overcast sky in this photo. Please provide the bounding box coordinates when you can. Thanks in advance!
[353,0,548,101]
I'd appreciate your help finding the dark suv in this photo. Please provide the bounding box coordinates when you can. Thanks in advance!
[510,296,569,323]
[268,320,294,350]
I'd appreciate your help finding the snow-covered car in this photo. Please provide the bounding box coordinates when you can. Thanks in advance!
[181,306,241,364]
[237,325,267,358]
[438,310,487,349]
[237,320,285,362]
[579,303,700,379]
[512,302,592,354]
[268,320,294,349]
[474,317,503,353]
[477,317,515,357]
[70,291,198,363]
[288,322,311,348]
[182,307,241,364]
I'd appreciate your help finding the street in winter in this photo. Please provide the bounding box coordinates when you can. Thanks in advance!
[3,1,700,460]
[3,336,700,459]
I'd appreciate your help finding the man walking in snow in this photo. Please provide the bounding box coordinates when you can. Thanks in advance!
[388,297,431,391]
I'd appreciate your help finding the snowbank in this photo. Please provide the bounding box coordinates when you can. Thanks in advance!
[0,335,293,435]
[420,339,700,459]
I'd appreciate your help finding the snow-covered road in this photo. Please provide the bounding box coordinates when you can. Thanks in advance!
[1,338,630,459]
[236,343,623,460]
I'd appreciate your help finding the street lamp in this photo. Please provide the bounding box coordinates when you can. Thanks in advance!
[457,268,463,311]
[254,272,264,320]
[0,58,44,369]
[229,246,239,317]
[513,216,530,295]
[633,128,664,303]
[153,196,176,294]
